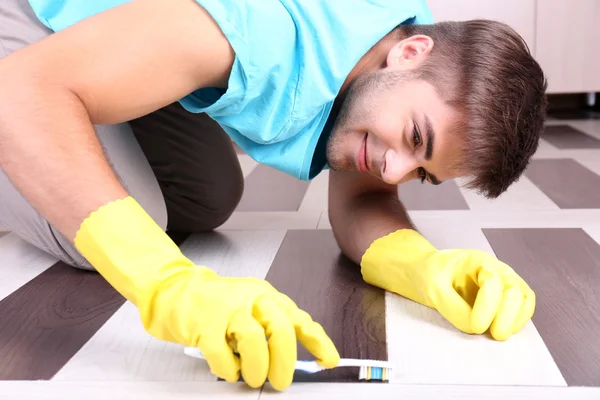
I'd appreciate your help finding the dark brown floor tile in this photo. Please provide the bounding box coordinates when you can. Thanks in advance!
[483,228,600,387]
[232,141,246,154]
[237,165,311,212]
[525,159,600,208]
[542,125,600,148]
[265,230,387,383]
[0,262,125,380]
[398,179,469,210]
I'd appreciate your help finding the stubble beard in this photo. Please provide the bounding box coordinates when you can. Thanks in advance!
[326,69,406,171]
[325,73,375,171]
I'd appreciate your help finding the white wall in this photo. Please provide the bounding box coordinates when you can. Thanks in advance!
[426,0,600,94]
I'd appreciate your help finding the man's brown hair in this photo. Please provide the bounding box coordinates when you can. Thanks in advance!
[395,20,548,198]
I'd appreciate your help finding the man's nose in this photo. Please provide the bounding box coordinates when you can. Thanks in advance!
[380,149,418,185]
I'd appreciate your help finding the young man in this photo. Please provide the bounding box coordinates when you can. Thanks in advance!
[0,0,546,391]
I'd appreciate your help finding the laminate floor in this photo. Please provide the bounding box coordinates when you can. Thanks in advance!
[1,119,600,399]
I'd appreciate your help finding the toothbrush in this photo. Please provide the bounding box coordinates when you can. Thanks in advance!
[183,346,393,381]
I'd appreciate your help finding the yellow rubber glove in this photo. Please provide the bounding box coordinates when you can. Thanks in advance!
[74,196,339,390]
[360,229,535,341]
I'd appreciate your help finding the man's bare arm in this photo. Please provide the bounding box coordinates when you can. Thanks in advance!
[0,0,234,241]
[328,169,417,264]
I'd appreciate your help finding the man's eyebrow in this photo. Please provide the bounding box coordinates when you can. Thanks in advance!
[424,114,435,161]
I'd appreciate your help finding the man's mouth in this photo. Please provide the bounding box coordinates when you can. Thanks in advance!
[357,133,369,173]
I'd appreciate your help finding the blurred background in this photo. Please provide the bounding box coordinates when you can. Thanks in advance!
[427,0,600,119]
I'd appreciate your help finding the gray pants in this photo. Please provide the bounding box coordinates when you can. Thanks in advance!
[0,0,244,269]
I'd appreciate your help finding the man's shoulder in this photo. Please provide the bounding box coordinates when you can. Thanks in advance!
[181,0,435,181]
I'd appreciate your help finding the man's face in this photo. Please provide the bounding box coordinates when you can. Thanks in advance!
[326,36,465,186]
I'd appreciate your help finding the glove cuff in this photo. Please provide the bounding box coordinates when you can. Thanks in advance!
[360,229,437,303]
[73,196,200,306]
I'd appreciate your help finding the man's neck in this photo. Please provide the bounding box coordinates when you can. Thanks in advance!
[331,32,397,118]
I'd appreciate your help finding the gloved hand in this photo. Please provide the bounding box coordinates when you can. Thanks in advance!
[74,196,339,390]
[360,229,535,341]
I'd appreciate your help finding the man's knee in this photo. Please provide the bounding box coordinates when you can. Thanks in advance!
[203,172,244,229]
[165,165,244,232]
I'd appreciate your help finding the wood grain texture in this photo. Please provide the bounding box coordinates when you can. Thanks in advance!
[483,228,600,386]
[525,159,600,208]
[385,222,566,386]
[52,301,218,382]
[0,262,125,380]
[236,165,310,212]
[264,230,387,383]
[398,179,470,210]
[54,230,287,382]
[0,381,260,400]
[541,125,600,149]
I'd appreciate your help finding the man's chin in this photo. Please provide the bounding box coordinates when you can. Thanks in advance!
[325,155,355,173]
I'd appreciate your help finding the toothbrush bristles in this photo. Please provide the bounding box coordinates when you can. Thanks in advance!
[359,366,390,382]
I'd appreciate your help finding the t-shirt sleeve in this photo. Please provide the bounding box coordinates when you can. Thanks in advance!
[177,0,303,145]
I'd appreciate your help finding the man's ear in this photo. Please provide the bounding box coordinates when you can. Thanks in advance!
[386,35,434,69]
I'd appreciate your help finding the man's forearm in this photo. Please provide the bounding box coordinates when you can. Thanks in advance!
[0,73,129,242]
[329,190,416,265]
[0,0,234,242]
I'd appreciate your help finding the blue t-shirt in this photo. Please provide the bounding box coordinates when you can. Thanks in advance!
[28,0,434,180]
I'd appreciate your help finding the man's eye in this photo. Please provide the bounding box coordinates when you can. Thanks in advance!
[413,124,422,146]
[417,167,427,183]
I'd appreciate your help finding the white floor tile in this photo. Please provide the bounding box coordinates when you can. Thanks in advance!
[582,225,600,246]
[52,301,216,382]
[259,383,600,400]
[576,156,600,176]
[53,230,287,382]
[238,155,259,178]
[531,149,600,159]
[316,213,331,229]
[0,381,259,400]
[298,170,329,211]
[1,381,599,400]
[458,176,559,211]
[319,209,600,230]
[535,138,559,153]
[221,211,321,230]
[0,233,57,301]
[412,209,600,228]
[179,230,287,278]
[385,223,566,386]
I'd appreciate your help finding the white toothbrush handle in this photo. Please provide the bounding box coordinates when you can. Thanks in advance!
[334,358,394,369]
[184,347,393,371]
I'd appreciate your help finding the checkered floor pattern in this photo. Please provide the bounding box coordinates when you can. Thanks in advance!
[1,120,600,399]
